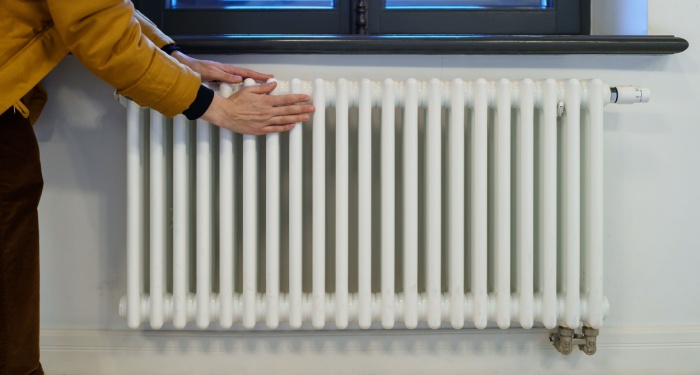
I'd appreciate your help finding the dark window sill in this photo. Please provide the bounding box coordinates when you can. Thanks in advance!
[174,35,689,55]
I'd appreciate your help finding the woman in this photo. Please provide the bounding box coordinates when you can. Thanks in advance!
[1,1,314,373]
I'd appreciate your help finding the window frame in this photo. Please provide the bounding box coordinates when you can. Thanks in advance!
[135,0,590,36]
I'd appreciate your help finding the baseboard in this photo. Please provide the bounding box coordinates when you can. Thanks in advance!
[40,326,700,375]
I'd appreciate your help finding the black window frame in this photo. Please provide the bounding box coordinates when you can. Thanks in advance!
[135,0,590,36]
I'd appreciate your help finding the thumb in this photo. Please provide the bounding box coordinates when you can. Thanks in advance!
[246,81,277,95]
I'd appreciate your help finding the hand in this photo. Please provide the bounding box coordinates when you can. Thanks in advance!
[171,50,273,83]
[200,81,315,136]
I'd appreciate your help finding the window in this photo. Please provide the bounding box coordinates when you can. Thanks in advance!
[136,0,590,36]
[170,0,335,9]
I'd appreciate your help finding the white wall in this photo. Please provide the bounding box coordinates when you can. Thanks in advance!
[35,0,700,373]
[591,0,648,35]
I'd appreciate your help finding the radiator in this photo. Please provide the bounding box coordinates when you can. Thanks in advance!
[118,78,648,348]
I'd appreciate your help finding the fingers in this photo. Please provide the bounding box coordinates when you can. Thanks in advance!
[208,68,243,84]
[195,62,271,85]
[245,81,278,95]
[269,93,313,106]
[225,67,274,81]
[270,104,315,117]
[238,82,311,105]
[260,123,297,135]
[241,82,310,102]
[242,123,297,136]
[269,113,311,125]
[177,55,273,84]
[211,66,267,84]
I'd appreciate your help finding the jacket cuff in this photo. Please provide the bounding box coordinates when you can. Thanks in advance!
[183,85,215,120]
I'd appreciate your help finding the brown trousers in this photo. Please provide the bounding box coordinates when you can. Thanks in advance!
[0,108,44,375]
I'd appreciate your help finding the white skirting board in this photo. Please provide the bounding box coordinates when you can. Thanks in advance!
[41,326,700,375]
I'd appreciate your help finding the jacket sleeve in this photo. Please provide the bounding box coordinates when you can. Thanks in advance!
[134,9,174,48]
[46,0,201,117]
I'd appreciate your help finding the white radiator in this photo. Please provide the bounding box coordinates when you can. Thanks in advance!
[119,78,648,340]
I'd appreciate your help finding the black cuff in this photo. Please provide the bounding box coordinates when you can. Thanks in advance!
[161,44,181,55]
[183,85,215,120]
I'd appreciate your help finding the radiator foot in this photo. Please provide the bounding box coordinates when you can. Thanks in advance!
[550,326,599,355]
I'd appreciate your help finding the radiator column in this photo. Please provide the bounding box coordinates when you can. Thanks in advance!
[495,79,512,329]
[403,79,419,329]
[242,78,258,329]
[173,114,190,329]
[381,79,396,329]
[358,79,372,329]
[126,100,143,329]
[312,78,326,329]
[196,116,213,329]
[517,79,535,329]
[289,79,304,329]
[149,110,166,329]
[563,79,582,329]
[426,78,442,329]
[540,79,559,329]
[218,83,235,329]
[471,79,489,329]
[448,78,465,329]
[266,78,282,329]
[336,78,350,329]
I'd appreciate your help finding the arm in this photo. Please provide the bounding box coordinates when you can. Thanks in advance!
[47,0,199,117]
[133,9,174,49]
[47,0,314,133]
[168,50,315,134]
[165,49,314,134]
[135,8,274,85]
[132,3,314,129]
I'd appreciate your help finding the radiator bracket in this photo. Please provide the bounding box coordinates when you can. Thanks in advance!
[550,326,599,355]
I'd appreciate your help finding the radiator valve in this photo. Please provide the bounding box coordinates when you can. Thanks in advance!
[610,86,651,104]
[550,326,599,355]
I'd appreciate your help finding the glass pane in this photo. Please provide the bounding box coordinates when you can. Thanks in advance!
[386,0,550,9]
[170,0,334,9]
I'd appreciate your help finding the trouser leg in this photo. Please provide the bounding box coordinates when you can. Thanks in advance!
[0,109,44,375]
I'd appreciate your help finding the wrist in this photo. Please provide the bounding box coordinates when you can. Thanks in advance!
[200,94,228,126]
[170,50,188,63]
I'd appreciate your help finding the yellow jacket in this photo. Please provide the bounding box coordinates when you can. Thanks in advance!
[0,0,201,122]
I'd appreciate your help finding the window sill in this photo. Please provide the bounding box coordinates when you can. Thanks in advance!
[174,35,689,55]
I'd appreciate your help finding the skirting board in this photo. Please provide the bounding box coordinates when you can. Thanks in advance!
[40,326,700,375]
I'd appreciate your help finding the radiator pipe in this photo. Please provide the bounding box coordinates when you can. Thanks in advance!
[610,86,651,104]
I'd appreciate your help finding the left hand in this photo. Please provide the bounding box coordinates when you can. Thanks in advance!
[171,50,273,84]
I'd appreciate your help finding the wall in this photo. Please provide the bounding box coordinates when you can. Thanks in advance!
[35,0,700,373]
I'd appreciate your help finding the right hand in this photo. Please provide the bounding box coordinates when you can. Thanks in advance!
[200,81,315,135]
[171,51,274,85]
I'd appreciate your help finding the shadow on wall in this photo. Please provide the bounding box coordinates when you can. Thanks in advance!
[35,55,128,329]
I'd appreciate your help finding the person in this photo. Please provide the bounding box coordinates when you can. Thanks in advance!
[1,0,315,373]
